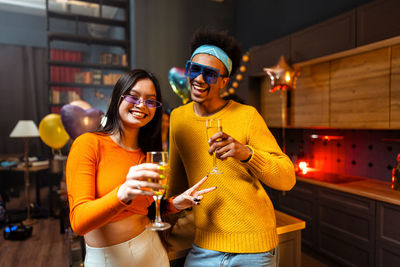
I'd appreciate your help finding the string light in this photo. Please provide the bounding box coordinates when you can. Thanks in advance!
[221,51,250,97]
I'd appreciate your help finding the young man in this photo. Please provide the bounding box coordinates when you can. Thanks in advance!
[167,28,296,267]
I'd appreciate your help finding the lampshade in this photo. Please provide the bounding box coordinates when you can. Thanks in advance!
[10,120,40,138]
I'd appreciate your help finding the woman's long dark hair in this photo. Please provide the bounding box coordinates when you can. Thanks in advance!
[99,69,163,153]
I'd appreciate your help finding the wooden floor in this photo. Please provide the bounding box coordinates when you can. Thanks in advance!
[0,187,330,267]
[0,218,70,267]
[1,185,71,267]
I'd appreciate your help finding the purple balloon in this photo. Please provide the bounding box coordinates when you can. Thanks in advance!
[60,104,104,140]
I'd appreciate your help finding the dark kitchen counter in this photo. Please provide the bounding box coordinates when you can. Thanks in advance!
[297,171,400,206]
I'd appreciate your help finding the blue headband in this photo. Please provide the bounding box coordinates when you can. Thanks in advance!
[190,45,232,76]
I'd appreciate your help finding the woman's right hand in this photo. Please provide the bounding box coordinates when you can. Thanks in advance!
[117,163,164,204]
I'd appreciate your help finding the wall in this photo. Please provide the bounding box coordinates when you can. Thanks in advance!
[133,0,234,110]
[0,9,46,48]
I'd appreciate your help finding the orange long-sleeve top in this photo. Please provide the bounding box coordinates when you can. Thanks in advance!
[66,132,178,236]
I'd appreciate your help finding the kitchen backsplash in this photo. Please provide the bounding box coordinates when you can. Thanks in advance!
[270,128,400,182]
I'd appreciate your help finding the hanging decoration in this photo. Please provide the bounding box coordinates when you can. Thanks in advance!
[263,55,300,153]
[263,55,299,92]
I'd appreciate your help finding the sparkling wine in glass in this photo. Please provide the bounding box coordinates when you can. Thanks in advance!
[206,119,223,174]
[146,151,171,231]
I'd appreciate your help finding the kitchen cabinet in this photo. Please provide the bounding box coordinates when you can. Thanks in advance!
[329,48,390,129]
[259,41,400,129]
[290,11,355,63]
[259,77,284,127]
[356,0,400,46]
[376,202,400,267]
[391,45,400,128]
[276,181,318,248]
[290,62,330,127]
[318,188,375,267]
[248,37,291,76]
[275,176,400,267]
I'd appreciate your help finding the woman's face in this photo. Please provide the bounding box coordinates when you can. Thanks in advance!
[118,78,158,130]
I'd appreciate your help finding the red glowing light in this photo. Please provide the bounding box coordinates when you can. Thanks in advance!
[298,161,309,175]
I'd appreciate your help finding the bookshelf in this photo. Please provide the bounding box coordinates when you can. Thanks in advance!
[45,0,130,113]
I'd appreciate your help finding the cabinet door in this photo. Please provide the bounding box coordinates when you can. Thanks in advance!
[376,202,400,267]
[290,11,355,63]
[391,45,400,129]
[318,188,375,267]
[357,0,400,46]
[330,48,391,128]
[291,62,330,127]
[278,181,317,247]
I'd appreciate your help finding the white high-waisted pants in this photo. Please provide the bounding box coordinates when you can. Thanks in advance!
[84,228,169,267]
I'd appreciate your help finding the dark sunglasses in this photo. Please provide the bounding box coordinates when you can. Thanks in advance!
[185,61,227,84]
[121,95,162,108]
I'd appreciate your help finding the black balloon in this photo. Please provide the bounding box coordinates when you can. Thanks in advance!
[60,104,104,140]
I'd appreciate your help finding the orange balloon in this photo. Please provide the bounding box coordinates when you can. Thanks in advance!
[70,100,92,110]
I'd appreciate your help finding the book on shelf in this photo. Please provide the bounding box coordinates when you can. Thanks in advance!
[103,73,122,85]
[122,54,127,66]
[99,52,127,66]
[93,70,102,85]
[51,87,81,105]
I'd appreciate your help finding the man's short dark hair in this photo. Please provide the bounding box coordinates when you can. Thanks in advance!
[190,28,242,77]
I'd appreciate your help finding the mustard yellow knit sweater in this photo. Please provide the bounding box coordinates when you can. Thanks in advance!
[166,100,296,253]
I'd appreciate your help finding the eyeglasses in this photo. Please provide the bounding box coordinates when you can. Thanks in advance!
[185,61,227,84]
[121,95,162,108]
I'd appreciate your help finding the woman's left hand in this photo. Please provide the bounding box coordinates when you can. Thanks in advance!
[172,175,216,210]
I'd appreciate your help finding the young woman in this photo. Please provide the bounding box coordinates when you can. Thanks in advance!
[66,69,215,267]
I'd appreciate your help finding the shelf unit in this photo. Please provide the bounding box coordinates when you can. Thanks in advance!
[45,0,130,113]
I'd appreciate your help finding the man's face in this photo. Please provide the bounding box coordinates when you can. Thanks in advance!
[189,53,229,104]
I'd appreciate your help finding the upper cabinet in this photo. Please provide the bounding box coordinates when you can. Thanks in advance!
[330,48,390,128]
[248,0,400,129]
[291,11,355,63]
[291,62,330,128]
[357,0,400,46]
[392,45,400,128]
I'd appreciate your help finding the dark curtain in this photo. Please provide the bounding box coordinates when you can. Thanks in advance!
[0,44,49,158]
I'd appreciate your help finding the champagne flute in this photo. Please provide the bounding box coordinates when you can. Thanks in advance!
[206,119,223,174]
[146,151,171,231]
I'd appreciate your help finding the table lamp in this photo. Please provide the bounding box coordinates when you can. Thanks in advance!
[9,120,40,226]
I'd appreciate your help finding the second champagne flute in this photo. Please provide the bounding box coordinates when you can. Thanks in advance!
[146,151,171,231]
[206,118,223,174]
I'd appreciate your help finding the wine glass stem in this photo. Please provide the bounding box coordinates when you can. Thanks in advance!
[154,195,162,224]
[213,152,217,170]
